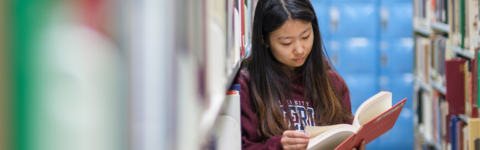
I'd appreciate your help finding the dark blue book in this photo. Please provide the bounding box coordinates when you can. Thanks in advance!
[450,115,458,150]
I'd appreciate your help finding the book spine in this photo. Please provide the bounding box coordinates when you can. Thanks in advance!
[450,116,459,150]
[461,0,466,48]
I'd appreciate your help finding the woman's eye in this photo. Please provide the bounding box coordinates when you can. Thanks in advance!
[282,43,292,45]
[302,35,310,39]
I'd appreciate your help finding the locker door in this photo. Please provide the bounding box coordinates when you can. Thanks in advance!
[379,37,414,74]
[330,2,379,37]
[328,37,378,74]
[310,0,331,38]
[380,1,413,37]
[373,73,414,150]
[336,0,378,2]
[342,73,379,114]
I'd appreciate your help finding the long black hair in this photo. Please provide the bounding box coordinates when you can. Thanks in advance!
[242,0,353,139]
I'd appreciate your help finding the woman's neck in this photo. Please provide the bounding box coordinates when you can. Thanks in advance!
[281,65,298,78]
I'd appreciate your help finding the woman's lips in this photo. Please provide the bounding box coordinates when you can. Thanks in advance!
[293,57,305,62]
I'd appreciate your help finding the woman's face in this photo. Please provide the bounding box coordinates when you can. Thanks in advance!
[268,19,314,70]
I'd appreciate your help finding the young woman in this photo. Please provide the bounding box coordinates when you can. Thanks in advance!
[233,0,366,150]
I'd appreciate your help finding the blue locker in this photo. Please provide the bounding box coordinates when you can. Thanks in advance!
[380,1,413,37]
[370,73,414,150]
[310,0,331,38]
[381,0,412,2]
[378,73,414,104]
[336,0,378,2]
[330,2,379,37]
[341,73,379,114]
[379,37,414,74]
[327,37,378,74]
[323,39,339,69]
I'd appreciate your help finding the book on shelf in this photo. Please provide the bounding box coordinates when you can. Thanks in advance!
[304,92,407,150]
[416,35,432,84]
[421,90,435,141]
[450,116,459,150]
[440,100,449,145]
[472,48,479,118]
[433,0,449,23]
[432,35,448,85]
[446,58,468,115]
[468,118,480,150]
[466,0,479,53]
[433,91,442,144]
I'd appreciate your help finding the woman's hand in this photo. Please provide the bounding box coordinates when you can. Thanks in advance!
[281,130,310,150]
[352,140,366,150]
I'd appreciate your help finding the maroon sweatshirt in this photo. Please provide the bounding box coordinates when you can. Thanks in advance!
[233,67,352,150]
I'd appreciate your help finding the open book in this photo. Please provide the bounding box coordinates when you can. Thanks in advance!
[305,91,407,150]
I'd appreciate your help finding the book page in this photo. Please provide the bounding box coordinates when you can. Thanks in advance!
[305,124,352,138]
[353,91,392,127]
[306,126,357,150]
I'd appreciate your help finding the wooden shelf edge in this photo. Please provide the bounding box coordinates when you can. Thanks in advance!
[430,81,446,95]
[414,26,433,37]
[415,77,432,92]
[451,45,475,59]
[430,22,450,33]
[458,114,470,124]
[417,132,442,150]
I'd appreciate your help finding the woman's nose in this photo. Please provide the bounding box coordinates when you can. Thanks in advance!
[293,41,305,55]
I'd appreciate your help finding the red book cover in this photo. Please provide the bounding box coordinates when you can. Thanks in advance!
[334,98,407,150]
[445,58,467,115]
[472,48,479,118]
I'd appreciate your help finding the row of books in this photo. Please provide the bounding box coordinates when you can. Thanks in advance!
[414,0,479,51]
[414,0,480,150]
[415,33,480,150]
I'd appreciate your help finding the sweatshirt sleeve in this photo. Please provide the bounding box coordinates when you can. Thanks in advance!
[327,70,352,115]
[233,71,283,150]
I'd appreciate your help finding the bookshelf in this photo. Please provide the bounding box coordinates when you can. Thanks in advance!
[413,0,480,149]
[430,80,446,95]
[414,26,433,37]
[416,77,433,92]
[451,45,475,59]
[430,22,450,33]
[458,114,471,124]
[198,0,253,148]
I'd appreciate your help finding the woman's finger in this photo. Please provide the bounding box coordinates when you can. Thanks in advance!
[283,130,310,138]
[351,140,365,150]
[284,137,309,145]
[284,143,308,150]
[360,140,366,150]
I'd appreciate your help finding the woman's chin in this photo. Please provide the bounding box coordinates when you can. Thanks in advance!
[289,62,305,68]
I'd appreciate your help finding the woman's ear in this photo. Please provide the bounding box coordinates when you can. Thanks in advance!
[262,36,269,48]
